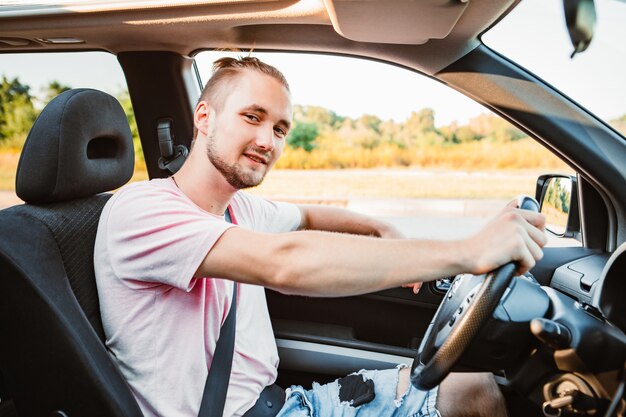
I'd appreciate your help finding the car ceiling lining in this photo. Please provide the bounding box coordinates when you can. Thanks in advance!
[0,0,515,75]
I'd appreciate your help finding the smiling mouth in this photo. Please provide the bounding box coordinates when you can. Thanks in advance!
[244,153,269,165]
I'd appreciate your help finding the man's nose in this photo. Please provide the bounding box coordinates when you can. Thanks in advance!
[255,126,275,151]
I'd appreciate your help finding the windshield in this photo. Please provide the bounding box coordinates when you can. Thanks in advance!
[483,0,626,135]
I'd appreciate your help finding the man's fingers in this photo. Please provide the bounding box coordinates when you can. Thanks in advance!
[472,206,547,276]
[505,199,519,209]
[524,220,548,248]
[517,235,543,275]
[502,197,547,232]
[514,222,545,275]
[523,232,544,263]
[402,282,423,294]
[516,255,536,275]
[505,209,547,251]
[517,209,547,231]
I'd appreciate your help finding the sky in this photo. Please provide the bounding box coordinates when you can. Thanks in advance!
[1,0,624,127]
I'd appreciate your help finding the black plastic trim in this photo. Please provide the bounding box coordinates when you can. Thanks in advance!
[273,319,416,358]
[118,51,195,179]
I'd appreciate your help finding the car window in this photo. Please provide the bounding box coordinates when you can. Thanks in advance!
[0,51,144,208]
[195,51,579,247]
[0,49,581,247]
[483,0,626,136]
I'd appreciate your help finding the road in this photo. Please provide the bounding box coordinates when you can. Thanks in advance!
[1,189,575,246]
[0,191,494,240]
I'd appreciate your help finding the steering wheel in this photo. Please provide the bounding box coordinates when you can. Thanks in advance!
[410,196,540,391]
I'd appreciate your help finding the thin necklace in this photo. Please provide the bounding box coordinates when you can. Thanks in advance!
[171,175,179,188]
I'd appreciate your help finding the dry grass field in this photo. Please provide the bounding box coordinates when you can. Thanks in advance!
[249,168,553,200]
[0,151,20,191]
[0,147,573,210]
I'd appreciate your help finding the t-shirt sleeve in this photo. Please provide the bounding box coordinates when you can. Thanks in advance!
[102,183,234,291]
[233,192,302,233]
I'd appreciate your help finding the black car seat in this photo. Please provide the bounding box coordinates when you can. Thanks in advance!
[0,89,144,417]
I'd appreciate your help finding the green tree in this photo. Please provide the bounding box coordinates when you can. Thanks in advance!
[395,108,439,146]
[0,76,37,148]
[560,188,571,214]
[438,125,456,144]
[405,108,436,134]
[117,90,144,165]
[293,105,344,132]
[287,121,318,152]
[357,114,382,134]
[379,119,402,145]
[455,126,479,143]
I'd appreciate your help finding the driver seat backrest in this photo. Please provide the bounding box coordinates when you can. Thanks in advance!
[0,89,144,417]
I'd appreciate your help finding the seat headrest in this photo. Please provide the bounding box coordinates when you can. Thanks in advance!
[16,88,134,204]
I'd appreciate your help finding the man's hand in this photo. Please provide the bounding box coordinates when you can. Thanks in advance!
[463,199,547,276]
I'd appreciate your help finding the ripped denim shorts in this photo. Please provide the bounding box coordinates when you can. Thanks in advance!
[275,365,440,417]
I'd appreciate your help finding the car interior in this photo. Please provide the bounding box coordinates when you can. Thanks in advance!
[0,0,625,417]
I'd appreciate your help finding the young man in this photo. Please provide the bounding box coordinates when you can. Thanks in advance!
[94,57,546,417]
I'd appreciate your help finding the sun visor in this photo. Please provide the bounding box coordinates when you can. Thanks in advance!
[323,0,469,45]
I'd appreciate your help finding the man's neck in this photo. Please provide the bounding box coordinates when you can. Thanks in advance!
[173,158,236,216]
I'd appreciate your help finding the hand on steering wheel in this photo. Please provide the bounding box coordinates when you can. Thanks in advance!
[410,196,541,390]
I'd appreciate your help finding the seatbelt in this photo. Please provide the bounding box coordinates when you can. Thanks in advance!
[198,207,236,417]
[157,118,188,174]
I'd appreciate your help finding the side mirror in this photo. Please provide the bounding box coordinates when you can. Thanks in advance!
[535,174,580,238]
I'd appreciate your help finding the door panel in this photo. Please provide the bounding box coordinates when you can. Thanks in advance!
[268,282,442,381]
[268,245,594,382]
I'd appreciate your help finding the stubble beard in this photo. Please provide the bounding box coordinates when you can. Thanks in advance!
[206,132,268,190]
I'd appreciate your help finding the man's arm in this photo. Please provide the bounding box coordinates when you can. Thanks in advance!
[196,206,546,298]
[297,204,403,238]
[298,204,425,293]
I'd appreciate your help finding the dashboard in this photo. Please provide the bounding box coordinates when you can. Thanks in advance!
[549,242,626,334]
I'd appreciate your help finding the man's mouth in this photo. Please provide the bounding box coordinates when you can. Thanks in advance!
[243,153,269,165]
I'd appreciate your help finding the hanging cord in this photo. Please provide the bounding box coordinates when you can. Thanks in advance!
[603,362,626,417]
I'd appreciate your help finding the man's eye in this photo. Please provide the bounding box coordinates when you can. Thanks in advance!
[245,114,260,122]
[274,127,286,138]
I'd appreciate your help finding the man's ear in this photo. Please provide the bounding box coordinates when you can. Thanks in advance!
[194,101,215,137]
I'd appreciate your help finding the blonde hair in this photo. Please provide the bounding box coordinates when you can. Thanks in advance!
[193,56,289,139]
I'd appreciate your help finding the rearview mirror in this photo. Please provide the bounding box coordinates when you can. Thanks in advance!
[563,0,596,57]
[536,174,580,238]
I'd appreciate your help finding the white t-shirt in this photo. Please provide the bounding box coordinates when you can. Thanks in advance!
[94,178,301,417]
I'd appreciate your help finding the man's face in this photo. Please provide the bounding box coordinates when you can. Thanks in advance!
[204,70,292,190]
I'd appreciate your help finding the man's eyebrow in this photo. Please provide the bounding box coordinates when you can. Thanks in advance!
[244,104,291,130]
[244,104,268,115]
[279,119,292,131]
